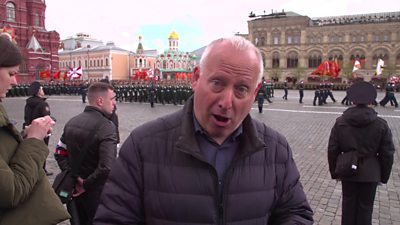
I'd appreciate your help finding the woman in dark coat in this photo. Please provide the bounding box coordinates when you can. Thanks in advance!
[0,36,69,225]
[328,81,395,225]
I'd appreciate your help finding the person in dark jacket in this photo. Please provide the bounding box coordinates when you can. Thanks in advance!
[24,81,53,175]
[94,36,313,225]
[328,81,395,225]
[55,82,118,225]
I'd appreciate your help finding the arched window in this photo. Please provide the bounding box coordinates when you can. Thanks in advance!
[308,51,322,68]
[287,51,298,68]
[105,58,109,66]
[396,53,400,67]
[272,52,280,68]
[6,2,16,22]
[349,49,366,68]
[372,49,389,64]
[260,36,265,46]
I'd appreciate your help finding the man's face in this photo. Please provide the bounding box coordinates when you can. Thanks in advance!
[192,42,260,144]
[100,89,116,116]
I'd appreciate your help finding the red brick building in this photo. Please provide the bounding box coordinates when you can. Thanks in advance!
[0,0,60,83]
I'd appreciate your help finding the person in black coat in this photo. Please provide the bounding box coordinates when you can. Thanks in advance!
[24,81,53,176]
[328,81,395,225]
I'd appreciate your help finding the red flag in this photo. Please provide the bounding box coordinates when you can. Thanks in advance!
[53,71,61,79]
[63,71,69,80]
[40,70,50,78]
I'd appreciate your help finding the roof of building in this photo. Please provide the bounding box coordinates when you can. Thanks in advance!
[169,31,179,40]
[26,34,43,52]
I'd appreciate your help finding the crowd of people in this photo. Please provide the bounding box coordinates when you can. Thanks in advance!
[1,35,396,225]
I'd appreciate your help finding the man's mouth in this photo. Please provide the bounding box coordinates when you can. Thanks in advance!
[213,114,230,123]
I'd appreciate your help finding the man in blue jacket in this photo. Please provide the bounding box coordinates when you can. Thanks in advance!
[94,36,313,225]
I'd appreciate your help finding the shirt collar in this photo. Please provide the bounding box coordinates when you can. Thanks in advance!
[192,112,243,143]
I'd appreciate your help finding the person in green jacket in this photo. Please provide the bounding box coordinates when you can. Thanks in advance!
[0,36,69,225]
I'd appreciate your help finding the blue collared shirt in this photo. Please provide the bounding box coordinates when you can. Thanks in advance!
[193,115,242,183]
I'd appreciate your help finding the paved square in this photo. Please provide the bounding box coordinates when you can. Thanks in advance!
[3,89,399,225]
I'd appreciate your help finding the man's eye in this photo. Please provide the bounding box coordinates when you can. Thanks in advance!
[210,80,224,91]
[236,86,249,98]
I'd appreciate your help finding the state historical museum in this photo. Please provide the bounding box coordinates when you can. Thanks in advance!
[0,0,60,83]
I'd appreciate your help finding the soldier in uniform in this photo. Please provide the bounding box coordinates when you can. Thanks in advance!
[380,82,398,107]
[298,80,304,104]
[282,81,288,100]
[313,86,321,106]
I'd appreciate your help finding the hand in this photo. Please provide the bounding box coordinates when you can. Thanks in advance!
[25,116,55,140]
[72,177,86,197]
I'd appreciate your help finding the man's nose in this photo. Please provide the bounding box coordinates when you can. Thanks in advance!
[218,89,233,109]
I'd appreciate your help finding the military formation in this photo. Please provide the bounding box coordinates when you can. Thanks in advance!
[7,79,398,108]
[112,80,193,105]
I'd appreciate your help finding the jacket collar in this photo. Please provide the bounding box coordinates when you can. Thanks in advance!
[175,97,265,159]
[84,105,110,118]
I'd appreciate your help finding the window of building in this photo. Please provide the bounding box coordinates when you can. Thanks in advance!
[372,49,389,64]
[273,37,279,45]
[35,13,40,27]
[6,2,16,22]
[254,37,259,46]
[73,61,76,67]
[272,52,280,68]
[90,60,92,67]
[287,36,292,44]
[106,58,109,66]
[272,30,281,45]
[85,60,87,67]
[260,37,265,46]
[383,31,390,42]
[352,36,357,42]
[79,60,81,67]
[374,34,380,42]
[286,52,298,68]
[308,52,322,68]
[360,35,365,42]
[396,53,400,67]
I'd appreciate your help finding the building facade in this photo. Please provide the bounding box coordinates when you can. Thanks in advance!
[59,33,157,81]
[247,10,400,81]
[154,31,196,80]
[0,0,60,83]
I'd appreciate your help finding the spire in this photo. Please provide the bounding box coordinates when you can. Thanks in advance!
[26,33,43,52]
[136,36,144,54]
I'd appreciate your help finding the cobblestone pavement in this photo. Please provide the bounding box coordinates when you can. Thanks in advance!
[3,89,399,225]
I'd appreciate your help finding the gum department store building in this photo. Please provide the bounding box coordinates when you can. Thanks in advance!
[245,10,400,82]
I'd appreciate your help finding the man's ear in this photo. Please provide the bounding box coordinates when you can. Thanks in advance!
[192,66,200,91]
[255,82,262,93]
[96,97,103,107]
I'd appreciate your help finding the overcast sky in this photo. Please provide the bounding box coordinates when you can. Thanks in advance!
[45,0,397,53]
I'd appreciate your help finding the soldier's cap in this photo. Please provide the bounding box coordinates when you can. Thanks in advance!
[28,81,41,96]
[347,81,377,105]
